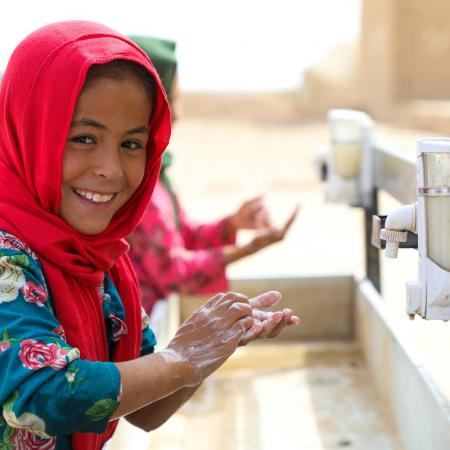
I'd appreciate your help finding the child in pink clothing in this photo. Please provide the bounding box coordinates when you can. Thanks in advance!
[128,178,235,311]
[128,36,297,314]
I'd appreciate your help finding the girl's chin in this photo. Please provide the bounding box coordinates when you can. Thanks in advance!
[71,222,110,235]
[58,212,111,235]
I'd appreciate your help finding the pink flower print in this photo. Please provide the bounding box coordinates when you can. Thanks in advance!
[0,330,20,352]
[19,340,71,371]
[11,429,56,450]
[0,233,38,260]
[109,313,128,342]
[0,234,24,251]
[52,325,67,341]
[0,342,10,352]
[20,281,47,307]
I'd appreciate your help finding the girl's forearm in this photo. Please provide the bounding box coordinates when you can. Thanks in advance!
[112,351,190,420]
[124,384,201,431]
[222,243,255,264]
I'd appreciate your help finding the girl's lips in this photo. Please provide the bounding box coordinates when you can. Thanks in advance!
[71,188,117,206]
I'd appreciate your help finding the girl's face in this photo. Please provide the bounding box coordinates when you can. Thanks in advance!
[59,76,152,235]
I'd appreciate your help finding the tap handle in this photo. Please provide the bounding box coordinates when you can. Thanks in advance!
[371,215,418,250]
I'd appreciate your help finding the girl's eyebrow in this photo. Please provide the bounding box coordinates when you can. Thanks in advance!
[71,118,149,134]
[127,125,149,135]
[71,118,106,130]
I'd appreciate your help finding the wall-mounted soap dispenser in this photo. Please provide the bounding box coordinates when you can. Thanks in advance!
[381,138,450,320]
[324,109,374,208]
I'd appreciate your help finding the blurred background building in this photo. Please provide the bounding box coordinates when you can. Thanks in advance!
[176,0,450,133]
[300,0,450,131]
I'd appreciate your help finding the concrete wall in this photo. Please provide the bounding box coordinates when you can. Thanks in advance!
[356,279,450,450]
[180,275,356,341]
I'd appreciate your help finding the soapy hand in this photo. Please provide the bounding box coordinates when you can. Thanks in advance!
[163,292,254,386]
[162,290,300,386]
[239,291,300,346]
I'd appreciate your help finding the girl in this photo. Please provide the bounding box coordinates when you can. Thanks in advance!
[0,21,299,450]
[127,35,298,314]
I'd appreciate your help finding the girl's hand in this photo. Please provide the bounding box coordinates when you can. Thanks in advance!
[162,292,254,386]
[239,291,300,346]
[247,206,299,253]
[229,197,271,231]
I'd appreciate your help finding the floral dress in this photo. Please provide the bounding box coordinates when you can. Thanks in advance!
[128,180,237,313]
[0,232,156,450]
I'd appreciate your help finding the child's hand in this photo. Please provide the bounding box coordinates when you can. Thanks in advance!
[162,292,254,386]
[247,206,299,253]
[229,196,271,231]
[239,291,300,346]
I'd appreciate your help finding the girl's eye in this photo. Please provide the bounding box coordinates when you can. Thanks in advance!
[71,135,95,145]
[122,140,144,150]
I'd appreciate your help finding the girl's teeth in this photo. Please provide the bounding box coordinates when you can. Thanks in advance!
[75,189,113,203]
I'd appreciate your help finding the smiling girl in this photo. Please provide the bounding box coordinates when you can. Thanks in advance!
[0,21,298,450]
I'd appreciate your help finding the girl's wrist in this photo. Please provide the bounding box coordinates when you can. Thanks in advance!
[223,244,253,264]
[225,214,239,234]
[159,348,197,388]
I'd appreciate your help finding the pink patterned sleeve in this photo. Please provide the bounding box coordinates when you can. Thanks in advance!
[129,202,230,308]
[141,238,229,296]
[178,206,237,250]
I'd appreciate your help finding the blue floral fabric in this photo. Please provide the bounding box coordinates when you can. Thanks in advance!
[0,232,156,449]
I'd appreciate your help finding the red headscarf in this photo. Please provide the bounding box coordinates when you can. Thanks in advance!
[0,21,171,449]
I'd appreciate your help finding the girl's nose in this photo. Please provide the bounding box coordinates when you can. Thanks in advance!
[92,147,124,180]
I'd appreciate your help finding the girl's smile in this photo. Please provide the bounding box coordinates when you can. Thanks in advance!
[72,187,116,205]
[59,75,152,235]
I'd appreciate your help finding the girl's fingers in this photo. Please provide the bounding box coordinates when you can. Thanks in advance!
[282,206,300,234]
[215,291,249,312]
[239,316,256,332]
[249,291,281,308]
[252,308,271,321]
[230,316,253,339]
[253,308,300,325]
[235,316,258,346]
[254,209,270,228]
[227,302,253,322]
[266,319,286,338]
[239,319,264,346]
[282,308,301,326]
[248,196,264,207]
[259,311,283,337]
[288,315,301,325]
[202,292,226,309]
[266,311,301,338]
